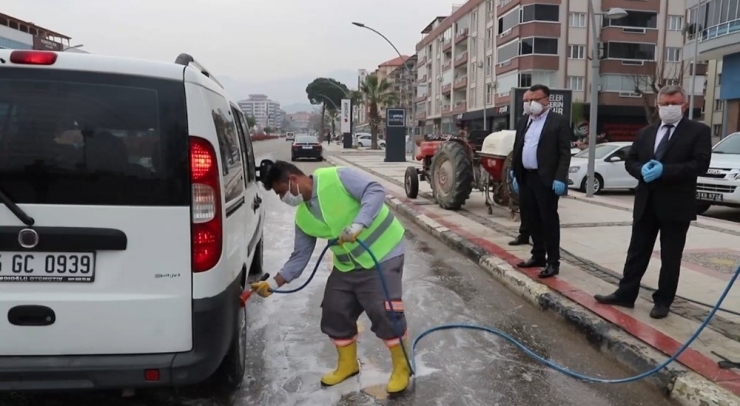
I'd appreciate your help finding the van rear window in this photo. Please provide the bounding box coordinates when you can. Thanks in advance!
[0,69,189,206]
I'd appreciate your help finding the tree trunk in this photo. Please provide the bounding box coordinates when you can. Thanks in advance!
[320,104,326,141]
[369,103,379,149]
[330,118,336,142]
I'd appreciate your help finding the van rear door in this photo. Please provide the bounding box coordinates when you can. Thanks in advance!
[0,67,193,356]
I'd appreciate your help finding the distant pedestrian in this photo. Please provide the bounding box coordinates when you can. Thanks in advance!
[594,85,711,319]
[510,84,572,278]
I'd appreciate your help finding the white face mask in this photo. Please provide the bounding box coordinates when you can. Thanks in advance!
[281,179,304,207]
[529,100,544,116]
[658,105,683,124]
[523,101,532,115]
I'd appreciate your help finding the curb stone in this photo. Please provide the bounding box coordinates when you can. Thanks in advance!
[325,156,739,406]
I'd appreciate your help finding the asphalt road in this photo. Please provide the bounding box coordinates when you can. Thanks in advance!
[1,140,678,406]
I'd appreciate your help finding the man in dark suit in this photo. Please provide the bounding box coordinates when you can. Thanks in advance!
[509,90,532,247]
[594,85,711,319]
[510,84,572,278]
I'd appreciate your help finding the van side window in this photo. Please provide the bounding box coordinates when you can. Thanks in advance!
[243,131,257,184]
[231,106,256,183]
[205,90,244,202]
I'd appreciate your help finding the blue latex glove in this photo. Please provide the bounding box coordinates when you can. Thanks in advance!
[641,161,656,178]
[643,161,664,183]
[552,180,566,196]
[510,170,519,194]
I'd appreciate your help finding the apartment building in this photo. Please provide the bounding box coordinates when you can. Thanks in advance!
[685,0,740,136]
[355,68,370,130]
[0,12,71,51]
[390,55,418,129]
[238,94,283,130]
[375,56,410,124]
[414,0,704,138]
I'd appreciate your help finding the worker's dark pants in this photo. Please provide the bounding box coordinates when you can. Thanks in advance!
[320,255,407,347]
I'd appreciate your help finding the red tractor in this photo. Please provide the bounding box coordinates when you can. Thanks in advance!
[404,130,490,210]
[405,130,518,213]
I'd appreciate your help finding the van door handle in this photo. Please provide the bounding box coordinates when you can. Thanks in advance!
[252,196,261,210]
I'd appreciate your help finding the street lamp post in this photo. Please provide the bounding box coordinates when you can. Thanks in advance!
[685,1,707,121]
[477,61,487,131]
[585,5,628,197]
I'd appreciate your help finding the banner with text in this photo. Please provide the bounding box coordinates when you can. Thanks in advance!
[341,99,351,134]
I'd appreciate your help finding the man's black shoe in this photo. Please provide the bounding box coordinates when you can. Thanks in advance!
[650,304,670,319]
[517,257,546,268]
[538,264,559,279]
[508,235,530,246]
[593,293,635,309]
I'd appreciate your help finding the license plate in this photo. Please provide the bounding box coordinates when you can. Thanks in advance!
[696,192,723,202]
[302,146,312,149]
[0,252,95,282]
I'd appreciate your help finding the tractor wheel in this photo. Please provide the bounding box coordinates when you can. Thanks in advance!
[404,167,420,199]
[430,141,474,210]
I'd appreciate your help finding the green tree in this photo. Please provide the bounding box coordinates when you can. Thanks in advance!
[246,116,256,129]
[326,109,339,140]
[359,73,398,149]
[306,78,350,141]
[264,127,273,134]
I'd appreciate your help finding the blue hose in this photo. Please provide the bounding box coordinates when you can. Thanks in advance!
[270,239,740,384]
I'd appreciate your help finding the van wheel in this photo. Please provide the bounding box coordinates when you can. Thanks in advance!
[212,300,247,390]
[249,238,264,275]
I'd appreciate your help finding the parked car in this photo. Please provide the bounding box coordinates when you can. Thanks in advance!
[291,135,323,161]
[696,132,740,214]
[356,134,386,148]
[567,142,637,194]
[0,50,265,391]
[286,132,295,141]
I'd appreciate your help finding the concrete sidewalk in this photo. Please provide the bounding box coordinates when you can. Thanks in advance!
[324,150,740,406]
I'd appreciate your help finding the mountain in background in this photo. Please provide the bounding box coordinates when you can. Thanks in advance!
[219,69,359,106]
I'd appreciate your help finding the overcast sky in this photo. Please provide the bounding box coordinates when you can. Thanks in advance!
[6,0,456,105]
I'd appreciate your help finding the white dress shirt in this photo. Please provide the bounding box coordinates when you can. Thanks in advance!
[522,109,550,170]
[654,119,680,153]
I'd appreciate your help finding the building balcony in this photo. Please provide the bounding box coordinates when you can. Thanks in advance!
[443,38,453,52]
[599,59,657,76]
[442,83,452,94]
[603,0,659,11]
[496,55,559,75]
[455,28,469,44]
[453,76,467,90]
[419,74,427,83]
[441,104,452,115]
[686,26,740,61]
[418,56,428,66]
[443,60,453,71]
[416,93,428,102]
[601,26,659,43]
[454,52,468,67]
[416,111,427,120]
[453,101,467,113]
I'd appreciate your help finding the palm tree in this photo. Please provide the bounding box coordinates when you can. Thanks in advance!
[359,74,399,149]
[326,109,339,141]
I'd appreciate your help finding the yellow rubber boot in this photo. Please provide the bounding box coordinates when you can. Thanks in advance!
[320,342,360,386]
[386,343,412,393]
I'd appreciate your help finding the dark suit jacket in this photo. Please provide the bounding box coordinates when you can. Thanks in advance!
[512,110,572,187]
[626,119,712,223]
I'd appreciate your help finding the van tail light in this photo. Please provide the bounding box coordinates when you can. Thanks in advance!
[190,136,222,273]
[10,51,58,65]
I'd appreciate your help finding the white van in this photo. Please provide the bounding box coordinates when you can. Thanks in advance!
[0,50,265,391]
[286,132,295,141]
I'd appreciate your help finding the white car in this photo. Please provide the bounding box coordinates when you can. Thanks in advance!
[356,134,386,148]
[568,142,637,194]
[695,132,740,214]
[0,50,265,390]
[286,132,294,141]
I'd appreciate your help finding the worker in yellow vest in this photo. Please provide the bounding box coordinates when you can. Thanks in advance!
[250,160,411,394]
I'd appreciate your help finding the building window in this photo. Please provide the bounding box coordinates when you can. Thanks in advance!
[497,40,519,63]
[486,28,494,47]
[713,124,722,136]
[485,56,493,76]
[519,73,532,88]
[470,36,477,52]
[498,8,520,34]
[604,42,656,61]
[718,73,722,85]
[471,11,478,28]
[665,47,681,62]
[568,44,585,59]
[667,15,684,31]
[520,5,560,23]
[714,99,725,111]
[567,76,584,91]
[471,87,477,108]
[601,74,649,93]
[487,0,494,19]
[520,37,559,55]
[485,84,493,104]
[569,13,586,28]
[604,11,658,29]
[701,0,740,40]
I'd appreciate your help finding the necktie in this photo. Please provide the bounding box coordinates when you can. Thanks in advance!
[654,124,673,161]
